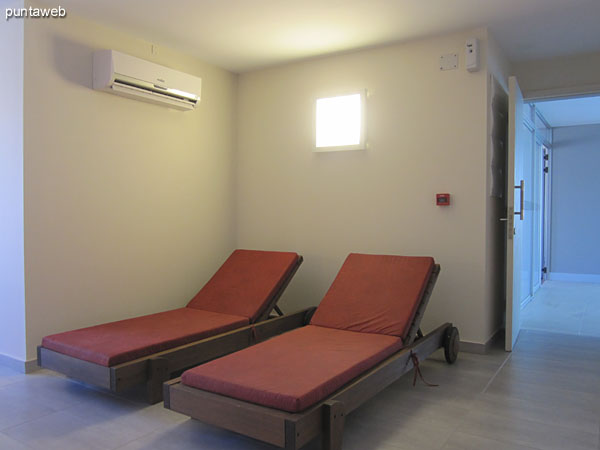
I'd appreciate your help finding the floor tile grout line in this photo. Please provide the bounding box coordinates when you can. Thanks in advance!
[0,377,30,391]
[0,374,44,393]
[437,354,514,450]
[442,372,588,450]
[0,429,36,449]
[467,389,600,436]
[480,350,512,395]
[453,429,547,450]
[458,406,600,449]
[0,430,36,449]
[436,413,472,450]
[0,407,60,435]
[109,429,158,450]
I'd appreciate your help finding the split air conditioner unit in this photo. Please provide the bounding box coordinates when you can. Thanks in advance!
[93,50,201,111]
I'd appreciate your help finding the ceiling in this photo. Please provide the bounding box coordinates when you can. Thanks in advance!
[534,96,600,128]
[44,0,600,73]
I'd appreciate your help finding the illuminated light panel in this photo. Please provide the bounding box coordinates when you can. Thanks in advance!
[315,92,364,151]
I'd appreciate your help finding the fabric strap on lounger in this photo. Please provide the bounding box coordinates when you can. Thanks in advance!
[410,351,438,387]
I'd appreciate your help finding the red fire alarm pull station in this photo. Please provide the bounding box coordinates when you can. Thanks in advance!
[436,193,450,206]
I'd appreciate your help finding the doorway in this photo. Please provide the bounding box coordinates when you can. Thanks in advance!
[511,93,600,339]
[515,102,548,311]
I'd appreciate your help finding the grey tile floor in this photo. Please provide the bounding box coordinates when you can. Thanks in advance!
[522,281,600,337]
[1,330,599,449]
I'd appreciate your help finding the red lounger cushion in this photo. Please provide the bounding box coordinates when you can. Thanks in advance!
[181,325,403,412]
[186,249,300,322]
[42,308,248,366]
[310,254,434,338]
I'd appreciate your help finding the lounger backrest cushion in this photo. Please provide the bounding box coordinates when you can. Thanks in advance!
[186,249,299,322]
[310,253,434,339]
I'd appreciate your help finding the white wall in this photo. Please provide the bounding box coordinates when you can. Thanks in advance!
[550,124,600,278]
[0,0,27,365]
[486,32,510,93]
[236,28,498,345]
[513,52,600,99]
[22,7,238,361]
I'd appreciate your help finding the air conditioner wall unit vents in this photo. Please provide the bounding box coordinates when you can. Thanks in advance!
[93,50,202,111]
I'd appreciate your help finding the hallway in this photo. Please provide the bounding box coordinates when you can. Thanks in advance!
[521,281,600,337]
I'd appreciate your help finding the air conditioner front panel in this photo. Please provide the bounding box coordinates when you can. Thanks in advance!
[92,49,202,110]
[110,50,201,101]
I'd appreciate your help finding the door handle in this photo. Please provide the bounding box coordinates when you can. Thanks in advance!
[514,180,524,221]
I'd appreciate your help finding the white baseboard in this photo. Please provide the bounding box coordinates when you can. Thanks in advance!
[520,294,533,310]
[459,340,487,354]
[0,353,40,373]
[24,358,39,373]
[548,272,600,283]
[460,328,504,355]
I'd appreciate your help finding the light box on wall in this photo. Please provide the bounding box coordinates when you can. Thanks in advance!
[315,91,366,152]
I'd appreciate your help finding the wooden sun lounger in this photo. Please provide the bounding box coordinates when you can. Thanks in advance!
[38,251,303,403]
[165,262,460,449]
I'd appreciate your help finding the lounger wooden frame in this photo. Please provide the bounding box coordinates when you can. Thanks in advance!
[37,256,304,404]
[164,265,457,450]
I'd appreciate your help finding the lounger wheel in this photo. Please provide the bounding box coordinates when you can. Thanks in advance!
[444,326,459,364]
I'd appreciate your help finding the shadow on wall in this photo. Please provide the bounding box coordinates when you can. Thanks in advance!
[52,35,93,89]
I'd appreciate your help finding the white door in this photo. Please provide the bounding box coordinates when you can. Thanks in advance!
[505,76,527,351]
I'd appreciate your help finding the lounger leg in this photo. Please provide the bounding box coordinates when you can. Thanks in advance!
[322,400,345,450]
[285,419,299,450]
[146,357,169,404]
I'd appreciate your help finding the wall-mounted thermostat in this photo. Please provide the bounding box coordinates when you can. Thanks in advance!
[465,38,479,72]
